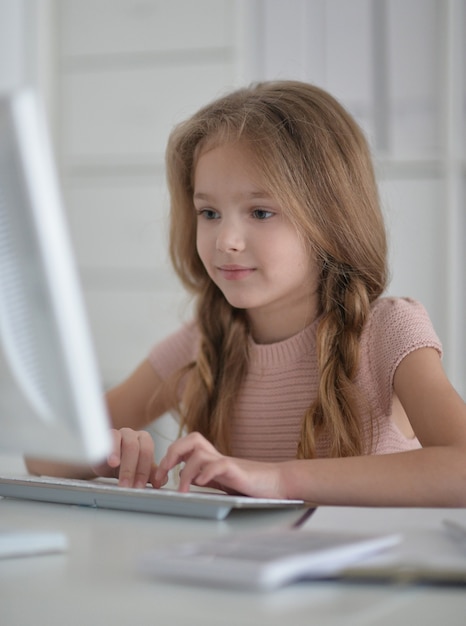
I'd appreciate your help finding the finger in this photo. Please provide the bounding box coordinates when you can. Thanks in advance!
[132,432,156,489]
[91,430,121,479]
[107,430,123,468]
[156,432,214,482]
[148,463,162,488]
[154,441,188,486]
[117,428,144,487]
[193,458,232,489]
[195,458,251,496]
[176,444,223,492]
[178,456,209,492]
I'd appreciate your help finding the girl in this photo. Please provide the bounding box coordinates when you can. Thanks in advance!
[27,81,466,506]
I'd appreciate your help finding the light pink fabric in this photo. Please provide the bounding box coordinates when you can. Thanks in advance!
[148,298,442,461]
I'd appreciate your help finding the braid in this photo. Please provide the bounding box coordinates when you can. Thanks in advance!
[179,282,249,454]
[297,261,372,459]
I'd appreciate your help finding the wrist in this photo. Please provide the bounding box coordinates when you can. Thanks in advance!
[279,460,307,500]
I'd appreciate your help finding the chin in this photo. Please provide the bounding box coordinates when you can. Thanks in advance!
[215,283,266,311]
[221,293,257,310]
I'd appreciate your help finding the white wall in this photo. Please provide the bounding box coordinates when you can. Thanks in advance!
[0,0,24,92]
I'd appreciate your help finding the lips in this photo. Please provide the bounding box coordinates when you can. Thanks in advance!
[217,264,255,281]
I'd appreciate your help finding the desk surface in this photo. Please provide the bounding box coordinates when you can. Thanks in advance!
[1,497,466,626]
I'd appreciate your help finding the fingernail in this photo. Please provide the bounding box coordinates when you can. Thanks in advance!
[154,473,167,488]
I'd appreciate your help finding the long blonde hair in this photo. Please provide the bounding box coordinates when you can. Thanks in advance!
[164,81,387,458]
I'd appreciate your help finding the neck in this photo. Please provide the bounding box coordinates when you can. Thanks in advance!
[247,302,319,345]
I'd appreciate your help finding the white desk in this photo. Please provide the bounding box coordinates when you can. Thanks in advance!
[1,497,466,626]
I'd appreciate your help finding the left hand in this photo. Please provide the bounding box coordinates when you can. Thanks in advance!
[154,432,287,499]
[93,427,158,489]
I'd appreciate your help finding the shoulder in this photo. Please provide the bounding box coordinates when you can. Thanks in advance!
[147,321,200,378]
[370,296,431,321]
[366,297,442,358]
[360,297,442,414]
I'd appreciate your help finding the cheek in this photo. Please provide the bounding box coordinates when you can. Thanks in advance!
[282,243,315,283]
[196,229,210,265]
[271,233,308,268]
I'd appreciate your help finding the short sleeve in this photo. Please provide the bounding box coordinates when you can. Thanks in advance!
[364,298,443,416]
[148,321,199,381]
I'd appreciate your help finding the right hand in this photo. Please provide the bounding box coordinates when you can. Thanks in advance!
[93,428,158,489]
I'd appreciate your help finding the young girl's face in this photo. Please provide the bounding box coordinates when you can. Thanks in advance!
[193,141,319,343]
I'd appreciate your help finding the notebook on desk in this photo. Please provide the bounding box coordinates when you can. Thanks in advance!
[305,506,466,585]
[0,474,305,520]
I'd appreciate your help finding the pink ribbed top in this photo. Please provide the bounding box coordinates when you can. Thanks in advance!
[148,297,442,461]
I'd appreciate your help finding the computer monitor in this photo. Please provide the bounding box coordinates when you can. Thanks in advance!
[0,88,111,465]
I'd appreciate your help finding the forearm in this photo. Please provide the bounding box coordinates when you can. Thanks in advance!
[280,447,466,507]
[25,457,96,480]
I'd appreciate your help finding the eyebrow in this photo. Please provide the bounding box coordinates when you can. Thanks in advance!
[193,191,273,201]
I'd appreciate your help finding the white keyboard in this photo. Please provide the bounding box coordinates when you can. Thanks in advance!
[0,474,304,520]
[141,528,401,590]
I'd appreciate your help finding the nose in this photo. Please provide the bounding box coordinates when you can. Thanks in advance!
[215,218,245,253]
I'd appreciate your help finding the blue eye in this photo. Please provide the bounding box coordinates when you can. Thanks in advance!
[252,209,274,220]
[196,209,220,220]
